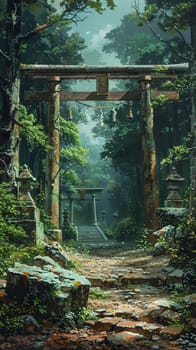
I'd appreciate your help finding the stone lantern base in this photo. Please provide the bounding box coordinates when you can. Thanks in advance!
[17,201,45,244]
[156,207,188,227]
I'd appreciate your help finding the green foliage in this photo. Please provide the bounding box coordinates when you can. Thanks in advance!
[60,118,88,191]
[168,214,196,268]
[61,146,88,168]
[0,295,47,335]
[162,74,195,94]
[136,230,154,251]
[59,306,98,330]
[0,243,46,335]
[138,1,195,31]
[32,296,48,316]
[87,0,115,13]
[152,94,168,107]
[0,303,24,336]
[77,307,98,322]
[0,182,27,245]
[62,224,77,241]
[161,134,192,169]
[137,4,158,26]
[169,290,184,304]
[113,217,144,242]
[60,119,88,168]
[39,209,57,232]
[0,243,45,278]
[0,181,45,276]
[103,15,157,64]
[9,244,45,266]
[19,105,48,151]
[168,290,191,330]
[60,118,80,145]
[0,243,16,278]
[90,287,111,300]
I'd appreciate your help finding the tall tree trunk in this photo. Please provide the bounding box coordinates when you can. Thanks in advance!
[140,76,159,230]
[190,16,196,213]
[0,0,21,183]
[45,77,61,227]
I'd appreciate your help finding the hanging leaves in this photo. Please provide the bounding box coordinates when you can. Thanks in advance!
[19,105,48,151]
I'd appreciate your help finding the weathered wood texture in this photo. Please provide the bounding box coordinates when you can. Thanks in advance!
[45,77,60,227]
[140,77,159,229]
[20,63,189,79]
[24,90,179,102]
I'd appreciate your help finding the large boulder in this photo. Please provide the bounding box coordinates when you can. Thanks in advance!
[6,257,90,318]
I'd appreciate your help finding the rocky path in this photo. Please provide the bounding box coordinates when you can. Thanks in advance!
[0,247,195,349]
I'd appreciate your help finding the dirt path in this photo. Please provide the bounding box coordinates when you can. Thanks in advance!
[0,247,195,349]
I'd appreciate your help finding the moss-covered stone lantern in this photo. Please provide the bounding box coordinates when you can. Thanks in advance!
[16,165,44,244]
[156,167,188,226]
[16,164,36,203]
[164,166,184,208]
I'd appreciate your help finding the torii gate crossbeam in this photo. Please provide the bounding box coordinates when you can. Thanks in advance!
[20,63,189,230]
[21,63,188,78]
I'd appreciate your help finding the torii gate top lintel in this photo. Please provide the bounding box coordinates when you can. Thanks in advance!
[22,63,189,102]
[20,63,189,79]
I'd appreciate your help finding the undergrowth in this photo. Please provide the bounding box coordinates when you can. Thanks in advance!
[0,295,47,335]
[90,287,111,300]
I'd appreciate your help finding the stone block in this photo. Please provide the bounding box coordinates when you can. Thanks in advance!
[33,255,61,269]
[106,331,144,349]
[184,294,196,317]
[88,276,103,287]
[159,326,183,340]
[94,317,122,332]
[44,242,72,268]
[114,320,162,338]
[150,298,181,311]
[6,258,90,318]
[158,309,182,326]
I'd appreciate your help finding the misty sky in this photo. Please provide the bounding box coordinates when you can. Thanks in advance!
[71,1,144,141]
[73,0,144,64]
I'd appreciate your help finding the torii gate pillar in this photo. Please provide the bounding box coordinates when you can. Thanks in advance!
[140,75,159,229]
[45,76,60,227]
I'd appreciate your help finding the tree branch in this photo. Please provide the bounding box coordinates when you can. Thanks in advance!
[19,2,89,42]
[0,49,11,62]
[133,3,193,63]
[19,23,49,42]
[145,21,192,63]
[161,10,193,52]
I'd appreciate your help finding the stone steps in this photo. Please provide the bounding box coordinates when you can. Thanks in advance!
[77,225,108,246]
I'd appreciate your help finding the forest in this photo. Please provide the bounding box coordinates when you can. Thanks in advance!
[0,0,195,346]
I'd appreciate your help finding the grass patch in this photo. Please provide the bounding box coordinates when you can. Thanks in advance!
[90,287,111,300]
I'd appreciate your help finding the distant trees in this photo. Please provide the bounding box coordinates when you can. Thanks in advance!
[136,0,196,211]
[0,0,115,183]
[92,4,194,223]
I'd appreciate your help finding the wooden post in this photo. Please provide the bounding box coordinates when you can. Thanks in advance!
[45,76,61,227]
[190,19,196,213]
[12,77,20,180]
[140,76,159,230]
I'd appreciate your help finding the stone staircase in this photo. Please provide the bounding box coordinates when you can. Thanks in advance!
[76,225,108,246]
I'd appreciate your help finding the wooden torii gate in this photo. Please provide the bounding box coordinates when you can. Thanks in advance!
[21,63,188,230]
